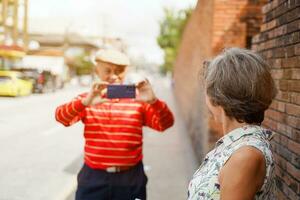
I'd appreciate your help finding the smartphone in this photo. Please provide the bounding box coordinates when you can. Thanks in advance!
[107,85,136,99]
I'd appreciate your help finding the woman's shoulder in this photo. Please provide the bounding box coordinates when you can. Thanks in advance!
[233,126,273,151]
[225,126,274,169]
[240,127,273,154]
[225,133,275,197]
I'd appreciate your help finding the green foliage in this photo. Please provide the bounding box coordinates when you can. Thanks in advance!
[74,52,93,76]
[157,7,193,74]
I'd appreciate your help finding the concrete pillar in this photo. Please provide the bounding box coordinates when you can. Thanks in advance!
[1,0,8,44]
[23,0,28,50]
[13,0,19,44]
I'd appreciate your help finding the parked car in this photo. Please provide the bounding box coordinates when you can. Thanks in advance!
[37,70,56,93]
[11,68,41,93]
[11,68,63,93]
[0,70,33,97]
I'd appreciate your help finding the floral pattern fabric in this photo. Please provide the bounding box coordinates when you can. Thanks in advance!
[187,125,275,200]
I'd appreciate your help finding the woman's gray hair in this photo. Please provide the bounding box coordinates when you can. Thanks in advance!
[204,47,277,124]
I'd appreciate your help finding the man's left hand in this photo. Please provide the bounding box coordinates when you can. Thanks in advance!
[135,79,157,104]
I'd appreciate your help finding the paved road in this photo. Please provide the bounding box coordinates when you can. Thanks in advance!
[0,85,85,200]
[0,77,198,200]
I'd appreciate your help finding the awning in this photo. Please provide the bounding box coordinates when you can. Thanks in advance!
[0,45,26,58]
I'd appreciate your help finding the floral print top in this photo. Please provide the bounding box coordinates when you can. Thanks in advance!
[187,125,275,200]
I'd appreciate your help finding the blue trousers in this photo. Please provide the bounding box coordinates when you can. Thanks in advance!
[75,162,148,200]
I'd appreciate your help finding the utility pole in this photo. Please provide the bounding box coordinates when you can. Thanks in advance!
[13,0,19,45]
[1,0,8,45]
[23,0,28,51]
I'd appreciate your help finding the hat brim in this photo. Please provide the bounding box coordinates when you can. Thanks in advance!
[94,58,129,66]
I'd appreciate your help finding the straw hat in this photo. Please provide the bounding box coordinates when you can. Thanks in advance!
[93,49,130,66]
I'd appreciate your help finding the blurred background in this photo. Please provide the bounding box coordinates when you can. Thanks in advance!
[0,0,299,200]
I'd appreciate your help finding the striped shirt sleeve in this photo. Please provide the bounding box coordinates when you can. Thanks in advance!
[142,99,174,132]
[55,94,86,126]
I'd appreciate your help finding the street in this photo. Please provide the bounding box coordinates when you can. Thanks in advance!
[0,77,198,200]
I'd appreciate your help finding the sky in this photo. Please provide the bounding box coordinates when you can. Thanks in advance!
[28,0,197,64]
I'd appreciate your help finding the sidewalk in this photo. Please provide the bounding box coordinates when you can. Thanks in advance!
[143,77,199,200]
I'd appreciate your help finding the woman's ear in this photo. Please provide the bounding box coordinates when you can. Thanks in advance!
[211,105,224,123]
[219,107,227,124]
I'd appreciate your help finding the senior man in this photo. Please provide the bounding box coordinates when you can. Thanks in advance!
[55,49,174,200]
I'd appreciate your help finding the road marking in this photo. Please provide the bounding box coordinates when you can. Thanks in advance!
[41,125,65,136]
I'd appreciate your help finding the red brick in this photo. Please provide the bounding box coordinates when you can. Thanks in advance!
[277,123,294,138]
[273,58,283,68]
[291,129,300,143]
[287,138,300,155]
[278,101,286,112]
[286,115,300,129]
[281,180,299,200]
[270,100,279,110]
[272,69,284,79]
[288,80,300,92]
[262,4,271,14]
[287,162,300,182]
[290,69,300,79]
[272,48,287,59]
[282,56,300,68]
[275,91,290,102]
[295,43,300,55]
[273,25,287,38]
[268,39,277,49]
[279,80,289,91]
[263,117,278,130]
[277,162,300,194]
[286,103,300,116]
[282,69,300,80]
[252,35,260,44]
[280,134,289,146]
[266,109,286,122]
[283,69,293,79]
[261,19,277,32]
[272,132,281,143]
[290,152,300,170]
[274,153,287,170]
[286,19,300,34]
[291,93,300,105]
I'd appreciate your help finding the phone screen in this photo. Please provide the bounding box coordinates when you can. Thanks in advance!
[107,85,136,99]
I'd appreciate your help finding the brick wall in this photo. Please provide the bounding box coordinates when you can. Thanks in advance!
[173,0,214,159]
[174,0,300,198]
[212,0,267,51]
[252,0,300,199]
[174,0,267,156]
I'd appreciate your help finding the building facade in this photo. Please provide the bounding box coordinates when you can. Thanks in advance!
[0,0,28,68]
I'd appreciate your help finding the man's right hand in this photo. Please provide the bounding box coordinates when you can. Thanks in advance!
[82,82,109,106]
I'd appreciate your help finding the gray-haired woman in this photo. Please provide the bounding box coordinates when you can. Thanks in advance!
[188,48,276,200]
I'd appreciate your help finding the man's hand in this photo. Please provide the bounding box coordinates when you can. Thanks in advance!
[135,79,157,104]
[82,82,109,106]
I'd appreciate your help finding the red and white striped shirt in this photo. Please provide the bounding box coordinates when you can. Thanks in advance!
[55,93,174,169]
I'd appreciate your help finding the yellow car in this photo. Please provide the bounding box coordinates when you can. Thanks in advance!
[0,70,33,96]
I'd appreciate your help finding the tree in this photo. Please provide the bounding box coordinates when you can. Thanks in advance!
[157,7,192,74]
[74,52,93,76]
